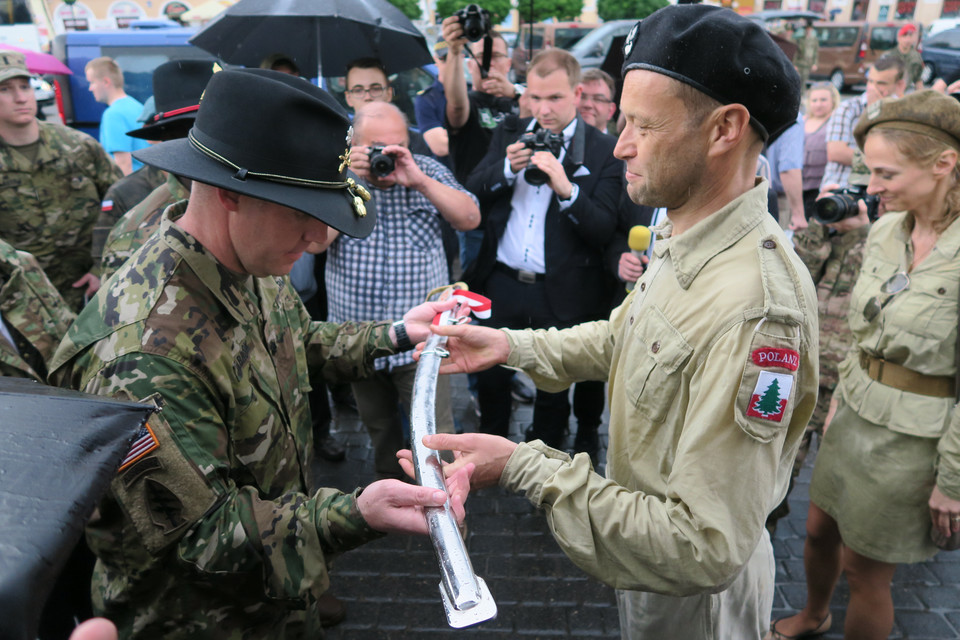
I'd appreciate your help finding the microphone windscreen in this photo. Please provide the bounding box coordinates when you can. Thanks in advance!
[628,225,652,252]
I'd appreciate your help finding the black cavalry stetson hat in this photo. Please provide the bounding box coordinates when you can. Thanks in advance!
[134,68,376,238]
[127,59,217,141]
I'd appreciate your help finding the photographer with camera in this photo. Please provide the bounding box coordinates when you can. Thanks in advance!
[442,8,519,270]
[461,48,621,449]
[771,90,960,640]
[324,101,479,480]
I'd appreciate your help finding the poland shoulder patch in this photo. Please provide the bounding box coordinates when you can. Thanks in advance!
[745,370,794,422]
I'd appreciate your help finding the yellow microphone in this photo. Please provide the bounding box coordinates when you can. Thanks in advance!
[626,225,651,292]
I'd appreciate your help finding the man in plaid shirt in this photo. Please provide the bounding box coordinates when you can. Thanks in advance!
[820,54,905,190]
[325,101,480,480]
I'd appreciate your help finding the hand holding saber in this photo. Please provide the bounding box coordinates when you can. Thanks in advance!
[409,284,497,628]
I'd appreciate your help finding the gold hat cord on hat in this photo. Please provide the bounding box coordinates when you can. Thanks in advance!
[188,131,372,217]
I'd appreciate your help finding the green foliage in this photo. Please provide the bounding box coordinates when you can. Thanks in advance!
[515,0,585,22]
[386,0,422,20]
[435,0,513,24]
[596,0,668,21]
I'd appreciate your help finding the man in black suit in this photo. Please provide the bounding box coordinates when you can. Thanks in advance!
[464,48,622,449]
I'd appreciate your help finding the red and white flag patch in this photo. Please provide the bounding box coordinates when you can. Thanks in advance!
[751,347,800,371]
[746,371,794,422]
[118,422,159,471]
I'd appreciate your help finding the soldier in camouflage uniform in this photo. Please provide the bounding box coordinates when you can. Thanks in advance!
[893,24,925,92]
[0,51,122,311]
[766,159,872,532]
[91,60,215,275]
[50,69,473,639]
[100,169,189,282]
[794,23,819,90]
[0,238,75,381]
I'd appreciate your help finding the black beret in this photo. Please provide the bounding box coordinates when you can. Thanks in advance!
[854,90,960,152]
[621,4,801,143]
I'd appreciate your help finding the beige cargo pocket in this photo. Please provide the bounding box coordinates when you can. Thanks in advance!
[628,305,693,423]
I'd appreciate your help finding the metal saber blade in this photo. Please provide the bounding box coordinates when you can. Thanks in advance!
[410,300,497,628]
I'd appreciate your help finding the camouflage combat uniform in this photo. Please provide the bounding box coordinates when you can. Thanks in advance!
[0,121,122,310]
[0,239,75,381]
[794,31,819,89]
[893,46,925,89]
[99,172,189,282]
[51,205,400,639]
[90,165,167,265]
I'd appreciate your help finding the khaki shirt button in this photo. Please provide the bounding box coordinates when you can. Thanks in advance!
[939,287,947,295]
[651,341,661,354]
[763,239,777,250]
[639,282,646,291]
[629,316,634,325]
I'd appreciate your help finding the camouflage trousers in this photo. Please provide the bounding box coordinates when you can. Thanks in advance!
[766,385,833,531]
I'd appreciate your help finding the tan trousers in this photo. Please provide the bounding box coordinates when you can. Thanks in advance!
[616,530,775,639]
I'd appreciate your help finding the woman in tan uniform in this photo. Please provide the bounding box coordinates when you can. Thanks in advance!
[770,90,960,640]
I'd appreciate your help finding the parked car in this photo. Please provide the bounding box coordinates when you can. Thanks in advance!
[511,22,595,81]
[926,18,960,38]
[567,19,635,74]
[921,27,960,84]
[811,20,904,91]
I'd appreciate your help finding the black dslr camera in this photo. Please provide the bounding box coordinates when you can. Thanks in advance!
[814,186,880,224]
[455,4,492,42]
[518,129,564,186]
[367,146,396,178]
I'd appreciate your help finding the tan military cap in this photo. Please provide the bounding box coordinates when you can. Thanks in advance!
[854,89,960,152]
[0,50,30,84]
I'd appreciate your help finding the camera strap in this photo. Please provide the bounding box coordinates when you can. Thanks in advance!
[481,34,493,77]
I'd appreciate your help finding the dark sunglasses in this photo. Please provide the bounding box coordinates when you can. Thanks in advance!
[863,272,910,322]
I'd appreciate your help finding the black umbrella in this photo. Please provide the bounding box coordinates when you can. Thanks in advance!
[189,0,433,80]
[0,378,154,640]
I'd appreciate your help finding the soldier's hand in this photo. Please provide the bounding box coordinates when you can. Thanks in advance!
[399,433,517,490]
[69,618,117,640]
[413,322,510,374]
[357,462,474,534]
[73,272,100,296]
[399,298,462,347]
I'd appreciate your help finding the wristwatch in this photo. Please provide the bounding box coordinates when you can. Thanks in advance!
[392,320,413,351]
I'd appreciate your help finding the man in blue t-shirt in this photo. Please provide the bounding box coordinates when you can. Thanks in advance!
[85,57,149,175]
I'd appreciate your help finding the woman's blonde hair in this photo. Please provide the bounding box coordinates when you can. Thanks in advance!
[805,81,841,115]
[875,128,960,233]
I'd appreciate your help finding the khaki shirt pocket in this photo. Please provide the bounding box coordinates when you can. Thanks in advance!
[627,305,693,423]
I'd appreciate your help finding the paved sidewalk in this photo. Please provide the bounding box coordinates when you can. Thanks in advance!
[313,373,960,639]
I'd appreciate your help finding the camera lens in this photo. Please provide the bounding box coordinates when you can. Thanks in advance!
[370,153,395,178]
[814,193,858,224]
[524,165,549,186]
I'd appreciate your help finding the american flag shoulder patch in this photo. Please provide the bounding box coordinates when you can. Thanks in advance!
[119,422,159,472]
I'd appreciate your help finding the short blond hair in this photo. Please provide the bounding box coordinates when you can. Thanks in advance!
[85,56,123,88]
[528,48,580,88]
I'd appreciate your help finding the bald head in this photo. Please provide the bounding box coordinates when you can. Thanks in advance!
[353,101,409,147]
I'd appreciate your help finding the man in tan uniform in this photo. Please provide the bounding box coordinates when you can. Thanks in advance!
[401,6,819,639]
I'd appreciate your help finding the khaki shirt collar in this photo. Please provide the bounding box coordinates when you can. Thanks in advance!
[652,179,771,289]
[894,212,960,265]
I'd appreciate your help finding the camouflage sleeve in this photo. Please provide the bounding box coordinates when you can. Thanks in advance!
[792,220,831,283]
[73,352,385,603]
[84,136,123,198]
[299,296,397,383]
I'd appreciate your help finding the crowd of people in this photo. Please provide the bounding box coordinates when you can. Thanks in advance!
[4,4,960,639]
